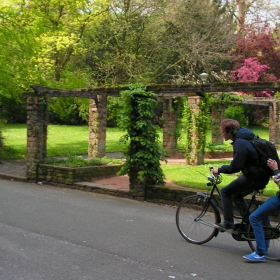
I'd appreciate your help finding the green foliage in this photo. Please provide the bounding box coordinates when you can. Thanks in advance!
[195,94,211,151]
[2,123,271,160]
[181,94,211,163]
[208,92,244,105]
[1,124,127,159]
[0,0,241,126]
[181,98,193,162]
[107,97,122,126]
[48,97,89,125]
[46,154,121,167]
[117,85,165,185]
[225,105,247,126]
[205,141,232,152]
[161,161,278,197]
[0,0,109,124]
[0,96,27,124]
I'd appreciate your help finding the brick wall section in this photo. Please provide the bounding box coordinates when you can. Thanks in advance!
[88,96,107,157]
[37,164,121,185]
[162,99,178,155]
[24,86,280,189]
[26,96,48,181]
[211,100,225,144]
[186,96,205,165]
[63,181,267,206]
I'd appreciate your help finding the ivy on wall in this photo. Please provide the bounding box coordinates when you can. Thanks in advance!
[117,85,165,185]
[181,94,211,164]
[181,98,193,163]
[180,92,243,164]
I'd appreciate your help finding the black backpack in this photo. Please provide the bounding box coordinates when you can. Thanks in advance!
[248,136,279,176]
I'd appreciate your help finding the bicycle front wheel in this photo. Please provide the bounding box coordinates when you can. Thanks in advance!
[176,194,220,244]
[247,213,280,260]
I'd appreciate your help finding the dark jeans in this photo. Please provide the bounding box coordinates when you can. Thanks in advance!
[220,174,263,227]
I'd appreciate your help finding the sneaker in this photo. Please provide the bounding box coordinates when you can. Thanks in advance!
[215,222,234,232]
[243,252,266,262]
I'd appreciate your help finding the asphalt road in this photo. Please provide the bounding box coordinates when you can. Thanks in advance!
[0,179,279,280]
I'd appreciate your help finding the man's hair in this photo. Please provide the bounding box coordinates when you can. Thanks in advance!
[273,173,280,187]
[220,119,240,135]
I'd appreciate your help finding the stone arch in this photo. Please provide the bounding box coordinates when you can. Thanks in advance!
[211,97,279,145]
[23,82,280,181]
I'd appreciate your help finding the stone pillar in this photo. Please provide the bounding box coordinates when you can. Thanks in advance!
[211,104,225,144]
[88,95,107,157]
[26,96,48,181]
[162,98,178,156]
[269,101,279,146]
[187,96,204,165]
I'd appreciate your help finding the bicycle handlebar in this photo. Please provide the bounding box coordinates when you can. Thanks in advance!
[208,166,222,185]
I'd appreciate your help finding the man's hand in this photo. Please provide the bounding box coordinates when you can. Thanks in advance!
[267,159,278,171]
[213,168,219,176]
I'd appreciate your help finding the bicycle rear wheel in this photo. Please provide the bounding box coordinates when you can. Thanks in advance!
[247,213,280,260]
[176,194,220,244]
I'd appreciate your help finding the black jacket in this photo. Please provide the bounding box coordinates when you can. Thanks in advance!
[218,127,270,186]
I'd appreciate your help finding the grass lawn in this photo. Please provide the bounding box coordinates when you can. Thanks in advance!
[1,124,126,158]
[161,161,278,197]
[1,123,277,196]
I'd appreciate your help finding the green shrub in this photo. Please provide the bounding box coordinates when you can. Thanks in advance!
[117,85,165,185]
[46,154,122,167]
[225,105,247,126]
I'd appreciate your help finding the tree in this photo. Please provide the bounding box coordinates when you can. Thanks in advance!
[228,0,280,30]
[0,0,109,122]
[231,57,276,125]
[234,21,280,78]
[117,85,165,186]
[232,57,277,96]
[83,0,166,85]
[0,1,39,121]
[83,0,237,85]
[151,0,236,83]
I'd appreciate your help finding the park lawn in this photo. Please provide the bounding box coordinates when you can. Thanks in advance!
[161,160,278,197]
[1,123,276,196]
[1,124,126,158]
[2,123,270,159]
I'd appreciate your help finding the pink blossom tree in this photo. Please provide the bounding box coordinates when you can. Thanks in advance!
[232,57,277,97]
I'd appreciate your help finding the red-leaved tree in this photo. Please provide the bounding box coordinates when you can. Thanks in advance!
[234,21,280,79]
[232,57,277,97]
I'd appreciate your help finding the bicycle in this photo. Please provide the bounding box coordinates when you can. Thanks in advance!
[175,167,280,260]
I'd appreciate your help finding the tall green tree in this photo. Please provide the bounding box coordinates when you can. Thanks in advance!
[0,0,109,122]
[83,0,236,85]
[151,0,236,83]
[83,0,166,85]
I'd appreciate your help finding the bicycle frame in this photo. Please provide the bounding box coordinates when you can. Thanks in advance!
[197,168,261,238]
[175,167,280,259]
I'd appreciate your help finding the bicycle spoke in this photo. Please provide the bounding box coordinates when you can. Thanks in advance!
[176,194,219,244]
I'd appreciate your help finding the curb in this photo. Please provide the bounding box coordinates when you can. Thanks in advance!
[0,173,28,183]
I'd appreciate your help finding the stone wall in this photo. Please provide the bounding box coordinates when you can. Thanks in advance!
[162,98,178,155]
[26,96,48,181]
[24,84,280,190]
[65,181,267,206]
[88,96,107,157]
[37,164,122,185]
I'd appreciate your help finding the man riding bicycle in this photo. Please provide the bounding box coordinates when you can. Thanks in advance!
[213,119,270,231]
